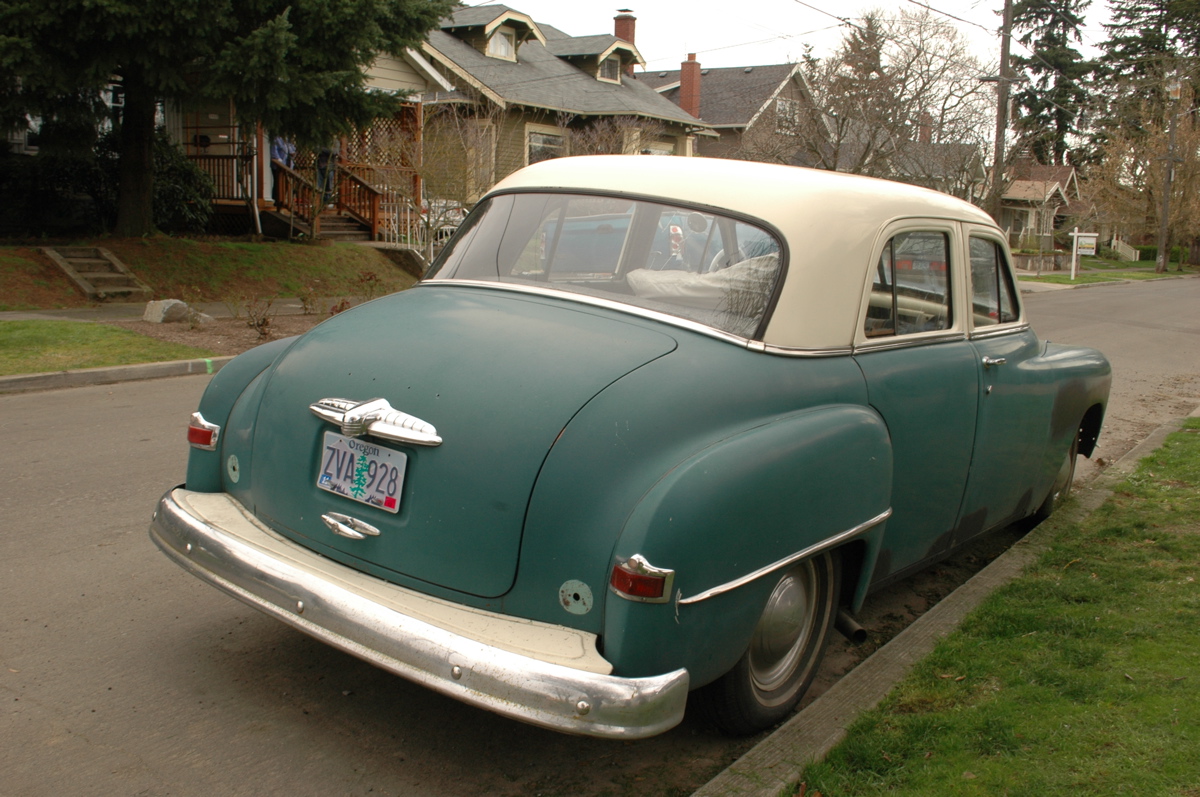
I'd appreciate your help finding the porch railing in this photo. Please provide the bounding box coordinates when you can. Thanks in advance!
[335,166,383,239]
[189,154,255,201]
[272,160,322,236]
[1110,236,1139,262]
[339,163,424,247]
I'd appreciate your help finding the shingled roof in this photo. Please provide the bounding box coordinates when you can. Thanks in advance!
[421,7,703,128]
[638,63,800,127]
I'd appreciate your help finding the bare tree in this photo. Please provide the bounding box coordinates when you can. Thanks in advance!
[776,8,992,198]
[551,114,671,156]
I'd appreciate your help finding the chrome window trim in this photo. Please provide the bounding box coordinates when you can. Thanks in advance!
[417,280,854,358]
[420,279,763,347]
[757,342,854,358]
[677,508,892,605]
[853,331,966,355]
[969,322,1030,341]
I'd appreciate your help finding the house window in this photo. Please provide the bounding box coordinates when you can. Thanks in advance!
[599,57,621,82]
[487,27,516,60]
[775,97,802,135]
[527,124,565,164]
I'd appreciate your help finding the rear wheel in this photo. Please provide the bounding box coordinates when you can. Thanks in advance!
[695,551,840,735]
[1036,431,1079,520]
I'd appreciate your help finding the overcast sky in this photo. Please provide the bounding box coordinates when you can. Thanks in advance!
[461,0,1113,72]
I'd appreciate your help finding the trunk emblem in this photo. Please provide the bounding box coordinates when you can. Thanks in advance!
[310,398,442,447]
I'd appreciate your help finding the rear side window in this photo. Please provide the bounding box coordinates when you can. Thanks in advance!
[865,231,951,337]
[969,238,1019,326]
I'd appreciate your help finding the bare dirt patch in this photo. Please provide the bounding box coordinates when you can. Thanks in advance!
[105,312,326,356]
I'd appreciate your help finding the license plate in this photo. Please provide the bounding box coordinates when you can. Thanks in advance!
[316,431,407,514]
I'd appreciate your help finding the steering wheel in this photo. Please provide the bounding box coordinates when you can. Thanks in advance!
[708,248,746,272]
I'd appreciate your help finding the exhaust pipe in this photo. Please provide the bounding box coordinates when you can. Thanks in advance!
[835,607,867,644]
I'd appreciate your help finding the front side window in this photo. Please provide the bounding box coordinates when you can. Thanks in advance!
[429,193,783,338]
[969,237,1019,326]
[865,231,952,337]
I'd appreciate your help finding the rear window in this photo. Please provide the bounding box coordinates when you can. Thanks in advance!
[428,193,783,338]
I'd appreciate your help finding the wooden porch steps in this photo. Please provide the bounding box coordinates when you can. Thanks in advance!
[42,247,152,302]
[258,209,372,241]
[315,211,372,241]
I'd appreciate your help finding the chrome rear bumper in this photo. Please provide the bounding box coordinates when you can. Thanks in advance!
[150,488,689,738]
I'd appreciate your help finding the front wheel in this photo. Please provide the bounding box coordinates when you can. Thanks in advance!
[1036,431,1079,520]
[694,551,840,735]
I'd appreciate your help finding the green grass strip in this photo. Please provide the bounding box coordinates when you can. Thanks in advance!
[796,418,1200,796]
[0,320,215,376]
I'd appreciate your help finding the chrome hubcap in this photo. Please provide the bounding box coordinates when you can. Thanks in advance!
[748,561,817,693]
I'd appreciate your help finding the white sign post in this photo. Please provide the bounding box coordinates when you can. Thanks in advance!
[1069,229,1099,281]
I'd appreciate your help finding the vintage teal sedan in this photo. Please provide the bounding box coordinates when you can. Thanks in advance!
[151,156,1110,738]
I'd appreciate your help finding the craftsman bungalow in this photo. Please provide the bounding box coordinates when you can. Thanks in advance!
[173,5,708,244]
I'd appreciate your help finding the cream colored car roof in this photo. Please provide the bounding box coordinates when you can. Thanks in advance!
[489,155,999,350]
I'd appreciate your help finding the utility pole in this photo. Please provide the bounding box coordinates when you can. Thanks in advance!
[1156,78,1182,273]
[986,0,1014,222]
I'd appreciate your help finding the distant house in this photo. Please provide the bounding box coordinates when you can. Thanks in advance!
[638,59,811,161]
[997,158,1088,249]
[639,58,983,201]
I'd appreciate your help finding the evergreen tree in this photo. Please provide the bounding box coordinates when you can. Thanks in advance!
[0,0,452,236]
[1010,0,1095,165]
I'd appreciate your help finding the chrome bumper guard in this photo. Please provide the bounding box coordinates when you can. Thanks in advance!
[150,488,689,739]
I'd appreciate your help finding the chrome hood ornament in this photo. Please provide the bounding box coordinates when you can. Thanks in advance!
[310,398,442,447]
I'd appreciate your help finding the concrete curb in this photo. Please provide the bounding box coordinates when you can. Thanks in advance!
[0,356,234,394]
[692,410,1197,797]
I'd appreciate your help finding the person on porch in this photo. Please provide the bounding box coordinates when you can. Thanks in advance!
[270,136,295,210]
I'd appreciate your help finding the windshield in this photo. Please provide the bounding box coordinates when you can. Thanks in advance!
[427,192,784,339]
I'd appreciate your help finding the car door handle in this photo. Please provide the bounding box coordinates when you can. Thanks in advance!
[982,356,1007,369]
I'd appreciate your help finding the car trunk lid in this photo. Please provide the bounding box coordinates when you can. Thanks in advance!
[249,286,677,597]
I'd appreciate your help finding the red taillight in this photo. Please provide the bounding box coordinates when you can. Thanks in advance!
[187,412,220,450]
[610,557,673,602]
[187,426,216,447]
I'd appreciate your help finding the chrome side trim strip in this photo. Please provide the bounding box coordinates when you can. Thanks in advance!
[852,331,966,354]
[420,280,857,359]
[150,488,688,739]
[678,508,892,605]
[969,322,1030,341]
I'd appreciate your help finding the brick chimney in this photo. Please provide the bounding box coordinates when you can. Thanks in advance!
[680,54,701,118]
[918,112,932,144]
[614,10,636,76]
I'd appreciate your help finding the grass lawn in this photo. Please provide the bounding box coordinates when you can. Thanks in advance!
[0,320,215,376]
[0,238,416,311]
[795,418,1200,795]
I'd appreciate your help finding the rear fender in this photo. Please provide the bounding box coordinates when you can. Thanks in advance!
[602,404,892,687]
[185,336,298,492]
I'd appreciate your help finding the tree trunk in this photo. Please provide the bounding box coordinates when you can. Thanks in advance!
[113,70,157,237]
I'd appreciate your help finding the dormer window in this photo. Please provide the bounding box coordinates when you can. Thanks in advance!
[599,57,621,82]
[487,27,516,60]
